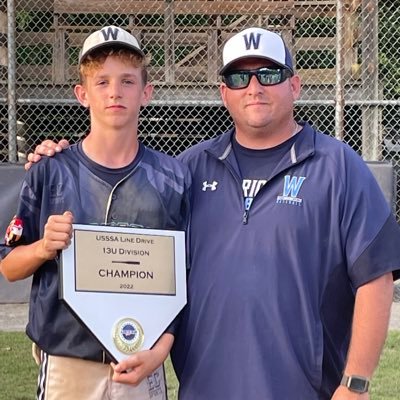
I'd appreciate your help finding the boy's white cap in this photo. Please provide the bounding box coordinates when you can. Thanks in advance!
[79,26,144,64]
[220,27,294,74]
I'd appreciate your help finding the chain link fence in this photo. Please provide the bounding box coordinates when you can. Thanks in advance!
[1,0,400,217]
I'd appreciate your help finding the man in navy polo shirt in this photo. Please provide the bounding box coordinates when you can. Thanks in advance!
[171,27,400,400]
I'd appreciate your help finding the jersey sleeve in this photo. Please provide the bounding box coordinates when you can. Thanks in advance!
[0,167,43,260]
[340,147,400,286]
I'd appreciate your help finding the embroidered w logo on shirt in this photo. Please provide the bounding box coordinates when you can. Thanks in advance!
[276,175,306,206]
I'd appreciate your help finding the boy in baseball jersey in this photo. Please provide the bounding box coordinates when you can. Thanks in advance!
[0,26,190,400]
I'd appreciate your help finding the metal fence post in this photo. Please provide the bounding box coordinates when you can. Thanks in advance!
[7,0,17,162]
[335,0,345,141]
[361,0,381,161]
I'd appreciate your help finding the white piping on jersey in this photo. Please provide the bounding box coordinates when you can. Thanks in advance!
[218,142,232,160]
[290,143,297,164]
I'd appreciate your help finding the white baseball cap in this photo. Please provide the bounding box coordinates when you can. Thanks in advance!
[79,26,144,64]
[220,27,294,74]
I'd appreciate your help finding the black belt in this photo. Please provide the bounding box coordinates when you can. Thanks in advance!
[37,345,115,365]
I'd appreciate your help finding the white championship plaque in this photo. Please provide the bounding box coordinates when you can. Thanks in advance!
[59,224,187,362]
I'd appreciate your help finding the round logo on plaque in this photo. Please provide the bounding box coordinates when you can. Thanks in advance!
[112,318,144,354]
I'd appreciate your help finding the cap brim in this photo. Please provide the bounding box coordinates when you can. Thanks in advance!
[79,41,145,64]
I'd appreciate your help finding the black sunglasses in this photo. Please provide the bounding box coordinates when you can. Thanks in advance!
[222,67,293,89]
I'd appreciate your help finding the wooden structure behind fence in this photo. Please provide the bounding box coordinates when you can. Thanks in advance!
[2,0,365,99]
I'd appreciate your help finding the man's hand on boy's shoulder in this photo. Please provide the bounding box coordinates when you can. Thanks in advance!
[25,139,70,171]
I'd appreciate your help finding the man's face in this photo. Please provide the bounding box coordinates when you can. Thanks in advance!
[220,58,301,138]
[74,55,153,131]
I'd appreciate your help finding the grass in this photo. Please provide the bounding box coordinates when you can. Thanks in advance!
[0,331,179,400]
[370,331,400,399]
[0,332,38,400]
[1,331,400,399]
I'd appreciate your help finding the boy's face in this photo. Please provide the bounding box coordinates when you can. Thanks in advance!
[74,54,152,130]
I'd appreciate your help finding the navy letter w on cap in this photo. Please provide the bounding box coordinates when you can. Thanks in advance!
[244,32,262,50]
[78,25,144,64]
[219,27,294,74]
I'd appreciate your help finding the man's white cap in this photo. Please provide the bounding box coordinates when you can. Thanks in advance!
[220,27,294,74]
[79,26,144,64]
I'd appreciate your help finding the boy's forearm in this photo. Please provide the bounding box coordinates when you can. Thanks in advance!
[152,332,174,361]
[0,240,50,281]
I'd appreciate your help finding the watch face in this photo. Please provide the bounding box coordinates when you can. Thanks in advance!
[349,376,369,393]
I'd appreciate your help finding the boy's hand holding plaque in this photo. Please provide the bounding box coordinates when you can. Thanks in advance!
[60,224,186,362]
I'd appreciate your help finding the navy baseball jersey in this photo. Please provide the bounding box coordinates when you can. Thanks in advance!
[0,142,191,361]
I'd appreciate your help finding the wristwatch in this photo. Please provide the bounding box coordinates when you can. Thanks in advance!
[340,374,370,393]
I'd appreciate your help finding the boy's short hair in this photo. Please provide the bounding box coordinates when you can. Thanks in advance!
[79,47,150,85]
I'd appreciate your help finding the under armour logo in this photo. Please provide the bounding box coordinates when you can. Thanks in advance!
[202,181,218,191]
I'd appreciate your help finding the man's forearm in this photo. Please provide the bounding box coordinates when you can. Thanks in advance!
[343,272,394,377]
